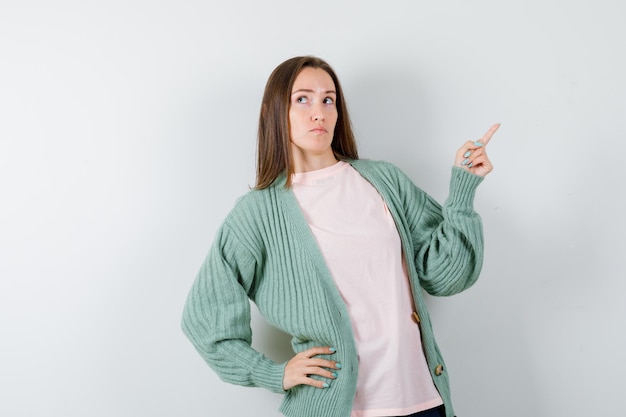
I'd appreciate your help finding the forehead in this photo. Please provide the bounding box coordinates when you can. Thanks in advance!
[292,67,336,91]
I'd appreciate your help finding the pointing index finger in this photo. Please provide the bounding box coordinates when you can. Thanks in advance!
[477,123,501,146]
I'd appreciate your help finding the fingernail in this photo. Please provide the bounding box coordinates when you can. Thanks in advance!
[331,372,338,378]
[468,162,473,168]
[464,151,472,158]
[329,347,336,353]
[335,363,343,369]
[462,158,470,165]
[474,141,483,147]
[322,382,330,388]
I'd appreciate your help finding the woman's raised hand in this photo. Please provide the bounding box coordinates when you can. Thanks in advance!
[282,346,340,390]
[455,123,500,177]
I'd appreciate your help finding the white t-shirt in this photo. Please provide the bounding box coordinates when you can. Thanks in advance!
[292,161,443,417]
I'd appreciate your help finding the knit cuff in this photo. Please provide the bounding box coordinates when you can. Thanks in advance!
[253,359,288,394]
[446,166,484,208]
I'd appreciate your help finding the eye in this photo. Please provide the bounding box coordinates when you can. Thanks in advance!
[323,97,335,105]
[296,96,309,104]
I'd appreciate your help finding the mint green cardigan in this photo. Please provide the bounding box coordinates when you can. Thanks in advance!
[182,159,484,417]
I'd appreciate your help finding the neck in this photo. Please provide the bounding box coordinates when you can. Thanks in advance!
[291,150,338,173]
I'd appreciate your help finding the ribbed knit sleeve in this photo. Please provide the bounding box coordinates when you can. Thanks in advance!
[181,222,287,394]
[406,166,485,296]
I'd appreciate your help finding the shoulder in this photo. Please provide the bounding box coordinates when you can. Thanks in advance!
[348,159,414,186]
[224,187,276,223]
[220,183,289,240]
[349,158,396,171]
[208,188,273,256]
[348,159,430,212]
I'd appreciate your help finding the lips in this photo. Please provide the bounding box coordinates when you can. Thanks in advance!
[310,126,327,134]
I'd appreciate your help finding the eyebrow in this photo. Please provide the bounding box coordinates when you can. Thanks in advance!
[291,89,337,95]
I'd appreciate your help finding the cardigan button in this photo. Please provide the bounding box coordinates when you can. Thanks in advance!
[411,311,421,324]
[435,364,444,376]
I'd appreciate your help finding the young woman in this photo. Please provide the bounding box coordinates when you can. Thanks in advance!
[182,56,499,417]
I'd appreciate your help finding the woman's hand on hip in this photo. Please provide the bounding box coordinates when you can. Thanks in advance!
[455,123,500,177]
[282,346,340,390]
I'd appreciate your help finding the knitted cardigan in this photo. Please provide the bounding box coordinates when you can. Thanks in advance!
[182,159,485,417]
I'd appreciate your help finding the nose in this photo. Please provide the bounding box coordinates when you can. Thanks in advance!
[311,104,325,122]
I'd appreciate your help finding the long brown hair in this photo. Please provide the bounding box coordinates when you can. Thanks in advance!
[255,56,358,189]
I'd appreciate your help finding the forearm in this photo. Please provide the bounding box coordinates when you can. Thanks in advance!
[413,167,485,296]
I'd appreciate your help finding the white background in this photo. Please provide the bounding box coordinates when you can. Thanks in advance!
[1,1,624,416]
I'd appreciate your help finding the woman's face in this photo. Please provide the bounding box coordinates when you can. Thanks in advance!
[288,67,338,169]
